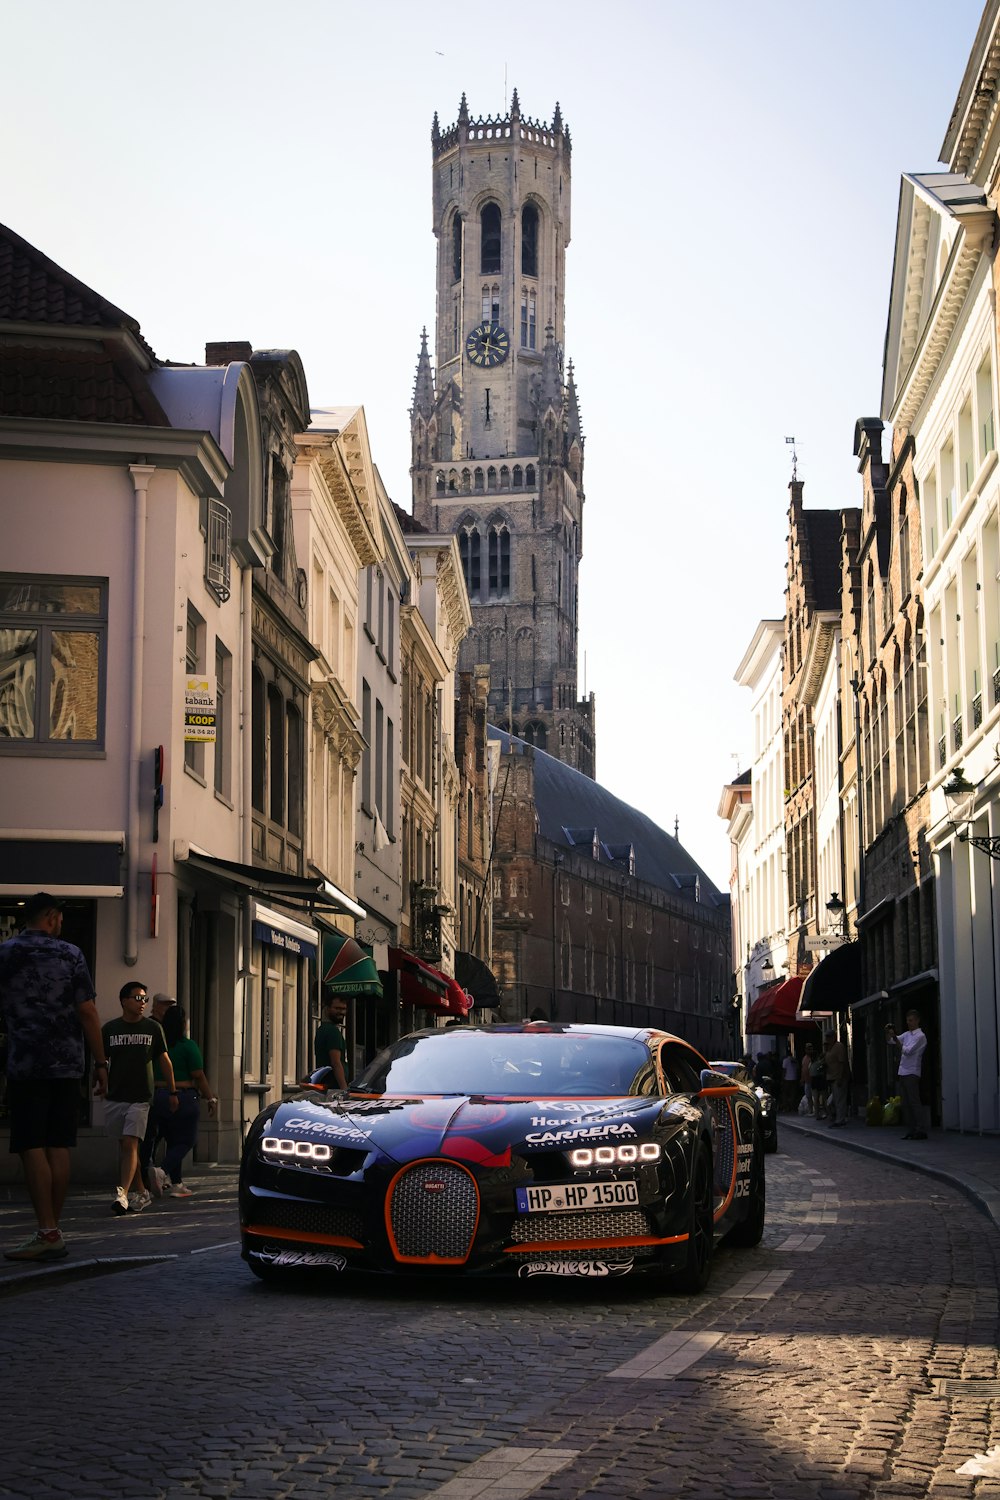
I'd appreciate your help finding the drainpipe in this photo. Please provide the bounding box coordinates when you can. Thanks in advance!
[125,465,154,965]
[241,567,253,864]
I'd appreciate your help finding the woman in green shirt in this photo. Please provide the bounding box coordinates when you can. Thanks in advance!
[150,1006,217,1196]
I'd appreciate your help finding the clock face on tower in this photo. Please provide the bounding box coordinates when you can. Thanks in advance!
[466,321,510,368]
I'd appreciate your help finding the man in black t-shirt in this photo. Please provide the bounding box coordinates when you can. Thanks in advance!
[102,983,177,1215]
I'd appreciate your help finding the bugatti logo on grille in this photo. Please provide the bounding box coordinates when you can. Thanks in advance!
[423,1181,446,1194]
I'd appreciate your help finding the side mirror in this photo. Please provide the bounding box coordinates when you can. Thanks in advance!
[699,1068,739,1097]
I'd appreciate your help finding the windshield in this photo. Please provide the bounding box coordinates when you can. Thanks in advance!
[352,1030,653,1097]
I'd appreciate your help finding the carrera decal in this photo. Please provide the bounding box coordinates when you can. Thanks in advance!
[251,1248,347,1270]
[525,1123,638,1145]
[517,1258,635,1279]
[282,1116,371,1147]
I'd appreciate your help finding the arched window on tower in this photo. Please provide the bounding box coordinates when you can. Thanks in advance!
[488,524,510,596]
[525,464,536,488]
[459,526,481,598]
[474,467,484,492]
[522,203,539,278]
[452,214,462,283]
[480,202,501,275]
[513,465,523,489]
[520,289,537,349]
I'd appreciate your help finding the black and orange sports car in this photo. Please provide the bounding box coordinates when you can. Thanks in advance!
[239,1022,766,1290]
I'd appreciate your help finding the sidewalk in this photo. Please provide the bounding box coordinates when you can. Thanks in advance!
[0,1163,240,1293]
[780,1110,1000,1230]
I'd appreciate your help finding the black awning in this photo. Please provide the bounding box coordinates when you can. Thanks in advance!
[183,849,364,918]
[456,949,501,1007]
[799,941,862,1014]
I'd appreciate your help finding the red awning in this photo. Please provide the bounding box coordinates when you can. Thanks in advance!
[745,975,815,1034]
[389,949,471,1017]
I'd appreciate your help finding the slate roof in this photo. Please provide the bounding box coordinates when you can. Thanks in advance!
[489,728,726,907]
[0,221,167,425]
[392,499,429,535]
[0,221,151,347]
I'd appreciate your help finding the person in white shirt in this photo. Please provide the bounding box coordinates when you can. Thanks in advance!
[885,1010,929,1140]
[780,1047,800,1111]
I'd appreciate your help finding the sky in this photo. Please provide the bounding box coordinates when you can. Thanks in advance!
[3,0,987,887]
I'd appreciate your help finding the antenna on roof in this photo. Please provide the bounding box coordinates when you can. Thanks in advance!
[785,435,798,481]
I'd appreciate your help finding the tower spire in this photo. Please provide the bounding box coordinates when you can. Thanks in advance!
[510,87,520,122]
[411,327,435,419]
[566,359,582,445]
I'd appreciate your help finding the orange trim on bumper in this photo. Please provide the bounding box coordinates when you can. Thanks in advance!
[503,1232,688,1253]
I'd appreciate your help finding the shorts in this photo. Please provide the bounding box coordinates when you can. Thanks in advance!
[103,1100,150,1140]
[7,1077,81,1154]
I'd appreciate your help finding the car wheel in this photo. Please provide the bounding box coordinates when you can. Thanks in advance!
[765,1127,778,1155]
[247,1257,282,1283]
[668,1140,714,1294]
[727,1134,765,1248]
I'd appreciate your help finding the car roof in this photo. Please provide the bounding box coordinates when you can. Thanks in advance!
[401,1022,701,1049]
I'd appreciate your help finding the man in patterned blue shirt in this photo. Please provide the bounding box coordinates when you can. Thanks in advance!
[0,892,108,1261]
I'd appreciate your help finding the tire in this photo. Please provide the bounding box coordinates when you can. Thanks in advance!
[668,1140,714,1294]
[727,1135,765,1248]
[247,1257,282,1283]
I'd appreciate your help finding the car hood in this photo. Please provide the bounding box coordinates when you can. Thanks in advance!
[269,1094,674,1168]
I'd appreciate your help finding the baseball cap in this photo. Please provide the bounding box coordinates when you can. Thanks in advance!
[22,892,65,922]
[151,992,177,1008]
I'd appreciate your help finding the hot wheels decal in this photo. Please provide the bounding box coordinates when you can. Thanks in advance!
[251,1248,347,1270]
[517,1258,635,1278]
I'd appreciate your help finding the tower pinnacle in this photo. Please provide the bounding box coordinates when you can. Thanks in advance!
[411,327,435,419]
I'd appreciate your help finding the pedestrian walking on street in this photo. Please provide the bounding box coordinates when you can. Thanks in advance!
[140,991,177,1196]
[800,1044,815,1115]
[0,893,109,1261]
[780,1046,799,1111]
[824,1029,849,1126]
[149,1003,217,1197]
[314,989,349,1088]
[809,1047,828,1118]
[102,983,178,1214]
[886,1010,929,1140]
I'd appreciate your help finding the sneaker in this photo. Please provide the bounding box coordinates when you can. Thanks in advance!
[128,1190,152,1213]
[167,1182,194,1198]
[4,1229,69,1262]
[147,1166,168,1199]
[112,1186,130,1216]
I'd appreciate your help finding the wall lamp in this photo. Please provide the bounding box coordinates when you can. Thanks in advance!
[825,891,847,937]
[943,765,1000,858]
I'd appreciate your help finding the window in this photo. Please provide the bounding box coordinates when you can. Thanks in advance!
[268,686,284,824]
[898,488,911,602]
[205,498,232,603]
[520,291,537,349]
[251,668,265,811]
[452,213,462,282]
[362,679,372,811]
[214,640,232,799]
[521,204,539,278]
[488,525,510,596]
[385,718,395,837]
[375,700,385,819]
[184,604,206,777]
[480,203,501,275]
[286,703,302,838]
[0,575,107,751]
[459,527,481,597]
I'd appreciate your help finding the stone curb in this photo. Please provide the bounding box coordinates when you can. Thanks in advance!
[0,1252,178,1297]
[780,1116,1000,1231]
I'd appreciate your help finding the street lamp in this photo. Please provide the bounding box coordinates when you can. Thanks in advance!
[825,891,846,938]
[943,765,1000,858]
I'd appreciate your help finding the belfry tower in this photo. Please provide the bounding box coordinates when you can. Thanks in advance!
[410,91,596,777]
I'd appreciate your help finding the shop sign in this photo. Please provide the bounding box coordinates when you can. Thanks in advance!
[184,677,217,742]
[253,920,317,959]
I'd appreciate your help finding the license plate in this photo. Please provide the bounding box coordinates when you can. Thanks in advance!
[515,1181,640,1214]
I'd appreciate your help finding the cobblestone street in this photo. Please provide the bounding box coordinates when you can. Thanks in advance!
[3,1134,999,1500]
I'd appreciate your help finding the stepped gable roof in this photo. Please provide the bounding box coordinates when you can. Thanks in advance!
[0,220,167,425]
[803,509,843,611]
[489,728,725,907]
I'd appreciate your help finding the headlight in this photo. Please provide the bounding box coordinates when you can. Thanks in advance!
[567,1142,661,1167]
[262,1136,332,1163]
[756,1091,774,1114]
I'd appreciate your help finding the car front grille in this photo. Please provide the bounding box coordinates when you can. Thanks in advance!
[507,1244,655,1263]
[510,1208,651,1243]
[249,1196,364,1241]
[388,1161,479,1262]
